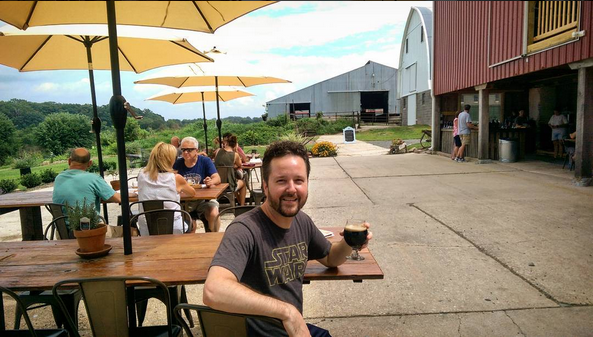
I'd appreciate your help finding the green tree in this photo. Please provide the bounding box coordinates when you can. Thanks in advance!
[34,113,94,155]
[0,114,16,165]
[124,117,145,142]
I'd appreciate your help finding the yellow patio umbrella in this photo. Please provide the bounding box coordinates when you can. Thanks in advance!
[146,89,254,153]
[135,75,291,147]
[0,1,275,33]
[0,0,276,255]
[0,24,213,221]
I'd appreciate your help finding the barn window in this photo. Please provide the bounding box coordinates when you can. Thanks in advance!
[405,38,409,53]
[420,27,424,43]
[527,1,581,53]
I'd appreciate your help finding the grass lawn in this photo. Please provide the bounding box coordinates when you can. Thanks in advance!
[356,125,430,141]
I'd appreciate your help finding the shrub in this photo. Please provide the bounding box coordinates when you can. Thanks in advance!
[12,152,41,169]
[20,173,42,188]
[311,141,337,157]
[0,179,18,194]
[40,168,58,183]
[279,132,307,144]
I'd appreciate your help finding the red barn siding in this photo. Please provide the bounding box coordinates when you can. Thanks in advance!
[434,1,593,96]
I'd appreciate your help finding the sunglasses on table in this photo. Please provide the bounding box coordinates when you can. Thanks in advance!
[181,148,196,153]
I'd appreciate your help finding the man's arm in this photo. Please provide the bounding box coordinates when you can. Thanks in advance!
[204,173,221,187]
[106,192,121,203]
[203,266,310,337]
[317,223,373,268]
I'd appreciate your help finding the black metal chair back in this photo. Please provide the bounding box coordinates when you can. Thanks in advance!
[44,203,73,240]
[53,276,181,337]
[0,286,69,337]
[174,304,284,337]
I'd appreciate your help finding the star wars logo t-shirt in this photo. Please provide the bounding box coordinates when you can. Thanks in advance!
[210,207,331,336]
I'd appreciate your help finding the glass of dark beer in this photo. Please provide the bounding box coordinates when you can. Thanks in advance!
[344,220,368,261]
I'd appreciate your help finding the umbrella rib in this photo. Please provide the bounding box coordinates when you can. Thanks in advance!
[118,47,137,73]
[238,77,248,87]
[23,1,38,30]
[20,35,53,71]
[178,77,190,88]
[192,2,215,33]
[172,94,182,104]
[65,35,84,43]
[170,41,213,62]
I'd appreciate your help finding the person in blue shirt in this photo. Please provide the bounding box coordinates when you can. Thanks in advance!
[173,136,222,232]
[53,148,120,229]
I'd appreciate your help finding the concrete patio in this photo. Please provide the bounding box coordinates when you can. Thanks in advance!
[1,149,592,336]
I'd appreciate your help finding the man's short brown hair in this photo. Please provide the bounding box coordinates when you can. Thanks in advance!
[262,141,310,183]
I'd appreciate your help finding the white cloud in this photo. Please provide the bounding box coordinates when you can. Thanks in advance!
[34,82,59,92]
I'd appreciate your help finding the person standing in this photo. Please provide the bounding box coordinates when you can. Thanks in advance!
[451,111,461,161]
[548,109,568,159]
[53,148,120,227]
[173,136,222,232]
[204,141,373,337]
[456,105,478,162]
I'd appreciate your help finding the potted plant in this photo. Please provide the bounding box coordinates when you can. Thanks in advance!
[67,199,107,253]
[107,169,120,190]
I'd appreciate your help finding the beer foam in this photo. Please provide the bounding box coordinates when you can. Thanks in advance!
[345,224,367,232]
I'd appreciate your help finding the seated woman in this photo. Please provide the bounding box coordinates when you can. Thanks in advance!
[137,142,196,236]
[213,135,247,206]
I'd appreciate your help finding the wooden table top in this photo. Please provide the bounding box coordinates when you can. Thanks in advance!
[0,183,229,209]
[0,228,383,291]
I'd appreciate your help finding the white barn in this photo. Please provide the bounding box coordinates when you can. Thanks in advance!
[397,6,433,126]
[266,61,398,123]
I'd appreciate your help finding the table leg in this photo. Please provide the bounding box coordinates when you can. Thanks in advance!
[19,206,44,241]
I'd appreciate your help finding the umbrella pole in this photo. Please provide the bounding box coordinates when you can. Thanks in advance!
[215,77,222,148]
[84,39,109,223]
[201,92,208,153]
[107,1,132,255]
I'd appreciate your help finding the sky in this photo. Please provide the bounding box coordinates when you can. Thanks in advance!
[0,1,431,121]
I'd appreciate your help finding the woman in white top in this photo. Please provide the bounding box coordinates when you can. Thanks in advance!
[137,142,195,236]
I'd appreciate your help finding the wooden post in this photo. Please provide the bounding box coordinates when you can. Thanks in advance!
[431,94,441,153]
[477,86,490,162]
[574,66,593,186]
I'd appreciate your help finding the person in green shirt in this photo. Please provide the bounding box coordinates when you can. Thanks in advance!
[52,148,121,217]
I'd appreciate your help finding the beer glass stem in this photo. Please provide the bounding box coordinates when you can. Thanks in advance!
[351,249,360,260]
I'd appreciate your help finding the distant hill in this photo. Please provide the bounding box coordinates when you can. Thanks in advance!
[0,99,260,131]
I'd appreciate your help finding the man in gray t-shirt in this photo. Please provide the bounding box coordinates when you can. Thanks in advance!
[456,105,478,162]
[204,141,373,337]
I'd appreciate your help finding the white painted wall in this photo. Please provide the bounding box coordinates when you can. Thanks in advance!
[398,9,431,98]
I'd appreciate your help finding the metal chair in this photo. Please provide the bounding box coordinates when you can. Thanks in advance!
[129,205,194,328]
[174,304,284,337]
[214,165,236,207]
[246,170,266,206]
[215,205,257,224]
[0,286,69,337]
[53,276,182,337]
[562,142,575,171]
[13,204,82,336]
[44,203,74,240]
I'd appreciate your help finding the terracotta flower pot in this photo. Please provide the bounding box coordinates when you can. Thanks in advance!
[110,180,120,191]
[74,225,107,252]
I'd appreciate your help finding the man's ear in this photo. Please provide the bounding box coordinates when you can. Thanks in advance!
[262,180,268,197]
[67,158,72,166]
[87,160,93,168]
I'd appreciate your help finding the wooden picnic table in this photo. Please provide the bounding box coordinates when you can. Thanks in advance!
[0,183,229,241]
[0,227,383,291]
